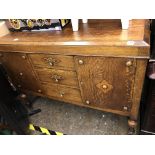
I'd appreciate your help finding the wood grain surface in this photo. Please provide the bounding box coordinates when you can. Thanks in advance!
[0,20,151,131]
[0,52,42,92]
[35,67,79,88]
[75,56,136,112]
[0,20,150,58]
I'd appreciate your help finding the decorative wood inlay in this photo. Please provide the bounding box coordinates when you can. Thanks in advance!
[125,59,136,106]
[96,80,113,94]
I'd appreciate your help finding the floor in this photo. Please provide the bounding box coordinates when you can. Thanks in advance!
[30,97,129,135]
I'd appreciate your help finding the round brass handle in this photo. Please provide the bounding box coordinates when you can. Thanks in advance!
[19,72,23,76]
[78,59,84,65]
[86,100,90,105]
[102,84,108,89]
[123,106,128,111]
[38,89,42,93]
[55,79,59,82]
[22,55,26,59]
[126,61,132,67]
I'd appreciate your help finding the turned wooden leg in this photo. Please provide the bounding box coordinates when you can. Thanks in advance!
[128,119,137,135]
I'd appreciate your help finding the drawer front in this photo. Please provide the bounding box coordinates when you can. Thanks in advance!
[29,54,75,70]
[42,84,82,103]
[75,56,136,112]
[0,52,42,93]
[35,68,79,88]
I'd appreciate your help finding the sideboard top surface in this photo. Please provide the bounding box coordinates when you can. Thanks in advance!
[0,19,150,58]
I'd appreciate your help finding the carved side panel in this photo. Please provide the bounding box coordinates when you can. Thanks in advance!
[75,56,136,112]
[0,52,42,92]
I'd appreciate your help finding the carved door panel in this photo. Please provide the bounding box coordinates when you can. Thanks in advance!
[75,56,136,112]
[0,52,41,92]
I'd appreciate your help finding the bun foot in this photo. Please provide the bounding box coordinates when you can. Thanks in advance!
[128,127,136,135]
[128,119,137,135]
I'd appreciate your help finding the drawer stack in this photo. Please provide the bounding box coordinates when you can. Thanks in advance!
[29,54,82,104]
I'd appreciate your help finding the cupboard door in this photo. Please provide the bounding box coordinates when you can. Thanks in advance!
[0,52,41,92]
[75,56,136,112]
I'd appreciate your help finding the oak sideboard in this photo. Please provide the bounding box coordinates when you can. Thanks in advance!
[0,20,150,134]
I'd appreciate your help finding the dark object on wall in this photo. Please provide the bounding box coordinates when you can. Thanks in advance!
[140,19,155,135]
[0,64,29,134]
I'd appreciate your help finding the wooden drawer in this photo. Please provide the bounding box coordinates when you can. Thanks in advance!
[35,67,79,88]
[42,84,82,103]
[29,54,75,70]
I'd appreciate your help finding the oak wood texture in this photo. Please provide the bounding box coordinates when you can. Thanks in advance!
[130,59,148,121]
[22,88,130,116]
[35,67,79,88]
[0,20,150,58]
[0,52,41,92]
[75,56,136,112]
[0,19,150,132]
[42,83,82,103]
[29,54,75,70]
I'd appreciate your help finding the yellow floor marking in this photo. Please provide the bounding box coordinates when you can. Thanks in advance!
[29,124,35,131]
[56,132,63,135]
[40,127,50,135]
